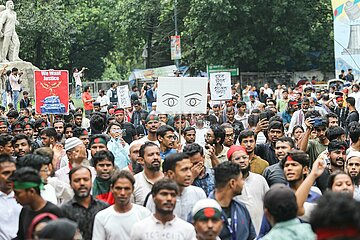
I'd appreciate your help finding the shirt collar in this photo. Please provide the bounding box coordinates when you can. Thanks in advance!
[0,190,15,198]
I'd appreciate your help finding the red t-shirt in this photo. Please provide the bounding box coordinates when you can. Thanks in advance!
[82,92,93,110]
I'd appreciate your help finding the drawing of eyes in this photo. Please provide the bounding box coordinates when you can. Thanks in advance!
[185,93,202,107]
[162,93,179,107]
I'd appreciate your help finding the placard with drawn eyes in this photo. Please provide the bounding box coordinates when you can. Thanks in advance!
[157,77,208,114]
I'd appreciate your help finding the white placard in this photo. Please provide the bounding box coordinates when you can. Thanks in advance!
[117,85,131,108]
[209,72,232,100]
[157,77,208,114]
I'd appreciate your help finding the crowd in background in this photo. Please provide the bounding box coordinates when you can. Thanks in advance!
[1,69,360,240]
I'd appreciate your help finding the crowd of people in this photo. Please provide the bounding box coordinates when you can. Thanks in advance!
[1,74,360,240]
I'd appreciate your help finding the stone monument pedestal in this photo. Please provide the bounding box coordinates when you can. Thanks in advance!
[0,61,39,97]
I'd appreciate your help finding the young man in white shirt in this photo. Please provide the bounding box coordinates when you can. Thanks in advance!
[131,178,196,240]
[145,152,206,220]
[93,170,151,240]
[96,89,110,113]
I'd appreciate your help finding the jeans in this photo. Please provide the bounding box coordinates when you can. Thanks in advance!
[1,90,6,108]
[75,85,81,99]
[13,90,19,110]
[85,109,93,118]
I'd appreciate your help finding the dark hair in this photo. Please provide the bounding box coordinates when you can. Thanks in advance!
[33,147,54,164]
[12,167,42,195]
[139,142,159,158]
[347,97,356,107]
[68,166,92,183]
[327,139,348,153]
[327,170,353,191]
[11,134,32,148]
[236,101,246,108]
[106,122,122,134]
[292,125,304,135]
[111,170,135,188]
[162,152,189,173]
[7,110,19,118]
[0,153,15,165]
[34,119,46,129]
[238,130,256,143]
[0,135,12,147]
[248,114,259,128]
[325,112,338,127]
[268,121,284,132]
[74,112,83,119]
[349,122,360,143]
[183,143,204,156]
[269,115,283,124]
[93,150,115,167]
[106,116,115,125]
[276,136,295,149]
[302,97,310,104]
[73,128,88,138]
[65,123,75,130]
[151,178,179,196]
[18,154,50,171]
[310,192,360,234]
[90,114,105,132]
[183,127,195,136]
[210,124,226,145]
[251,109,261,114]
[40,128,57,138]
[264,186,298,223]
[52,120,64,128]
[83,86,90,93]
[214,161,241,188]
[326,126,345,142]
[281,150,310,168]
[156,125,175,140]
[111,82,117,88]
[12,67,18,73]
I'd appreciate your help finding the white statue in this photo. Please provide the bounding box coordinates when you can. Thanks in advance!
[0,1,20,62]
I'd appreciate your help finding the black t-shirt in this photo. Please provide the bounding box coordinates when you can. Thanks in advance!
[121,122,137,144]
[16,201,62,239]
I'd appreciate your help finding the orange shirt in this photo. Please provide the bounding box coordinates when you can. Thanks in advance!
[82,92,93,110]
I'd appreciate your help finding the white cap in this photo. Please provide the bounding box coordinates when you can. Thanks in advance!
[64,137,83,151]
[191,199,222,219]
[347,151,360,161]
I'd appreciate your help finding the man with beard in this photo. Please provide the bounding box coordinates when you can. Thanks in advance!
[316,140,348,192]
[346,152,360,200]
[209,161,256,240]
[131,178,196,239]
[332,96,348,128]
[227,145,269,235]
[204,125,228,168]
[263,137,295,187]
[299,113,329,166]
[255,121,285,166]
[114,108,138,144]
[61,166,108,240]
[135,114,160,145]
[0,119,8,134]
[146,153,206,220]
[0,153,21,239]
[92,151,115,204]
[133,142,164,205]
[239,130,269,174]
[183,126,196,145]
[183,143,215,196]
[156,125,177,160]
[225,106,244,144]
[123,141,143,174]
[221,123,234,148]
[288,98,310,134]
[12,134,32,159]
[93,170,151,239]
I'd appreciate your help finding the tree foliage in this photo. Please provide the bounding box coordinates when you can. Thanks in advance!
[14,0,334,79]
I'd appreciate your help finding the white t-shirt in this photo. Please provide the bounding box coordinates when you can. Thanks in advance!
[145,185,206,220]
[133,171,154,206]
[73,72,82,86]
[92,204,151,240]
[131,215,196,240]
[41,184,57,205]
[96,95,110,112]
[234,172,269,234]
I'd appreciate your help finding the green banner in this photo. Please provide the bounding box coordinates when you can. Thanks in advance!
[207,65,239,76]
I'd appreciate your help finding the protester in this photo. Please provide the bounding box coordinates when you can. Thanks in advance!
[131,178,196,239]
[92,170,151,239]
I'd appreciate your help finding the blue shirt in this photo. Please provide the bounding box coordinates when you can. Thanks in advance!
[107,138,131,169]
[209,191,256,240]
[160,149,177,160]
[193,167,215,196]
